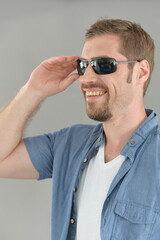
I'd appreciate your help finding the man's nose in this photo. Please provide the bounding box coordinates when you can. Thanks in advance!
[79,64,97,84]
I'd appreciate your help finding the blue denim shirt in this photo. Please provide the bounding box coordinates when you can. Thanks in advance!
[24,109,160,240]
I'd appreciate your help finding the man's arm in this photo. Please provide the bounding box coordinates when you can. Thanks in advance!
[0,55,79,179]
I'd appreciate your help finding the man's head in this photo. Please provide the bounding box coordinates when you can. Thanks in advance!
[84,18,155,96]
[78,18,154,122]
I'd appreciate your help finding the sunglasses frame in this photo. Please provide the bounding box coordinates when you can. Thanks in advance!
[77,57,141,75]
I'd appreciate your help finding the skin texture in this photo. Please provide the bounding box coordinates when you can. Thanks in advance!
[78,34,150,162]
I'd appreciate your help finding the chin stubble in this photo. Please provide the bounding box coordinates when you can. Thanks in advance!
[84,69,133,122]
[85,94,112,122]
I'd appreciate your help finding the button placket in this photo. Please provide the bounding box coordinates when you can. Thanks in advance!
[70,218,75,224]
[83,158,88,163]
[73,187,77,192]
[70,155,90,229]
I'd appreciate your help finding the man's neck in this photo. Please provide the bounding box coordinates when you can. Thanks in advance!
[103,107,147,162]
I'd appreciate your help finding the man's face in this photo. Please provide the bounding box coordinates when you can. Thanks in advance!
[78,34,137,122]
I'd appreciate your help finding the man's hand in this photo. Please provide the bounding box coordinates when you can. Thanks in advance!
[0,55,80,178]
[26,55,79,99]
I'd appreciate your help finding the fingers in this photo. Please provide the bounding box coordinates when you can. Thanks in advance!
[41,55,79,72]
[61,73,79,90]
[60,60,78,70]
[46,55,79,65]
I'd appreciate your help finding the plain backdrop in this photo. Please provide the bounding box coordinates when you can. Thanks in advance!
[0,0,160,239]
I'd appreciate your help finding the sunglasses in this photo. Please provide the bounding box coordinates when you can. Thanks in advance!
[77,57,141,75]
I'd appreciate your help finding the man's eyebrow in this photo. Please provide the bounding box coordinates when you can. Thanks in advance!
[80,55,111,60]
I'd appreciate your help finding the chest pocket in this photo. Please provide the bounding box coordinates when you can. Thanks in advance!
[112,201,157,240]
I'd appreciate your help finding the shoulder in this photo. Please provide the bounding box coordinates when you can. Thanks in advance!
[48,123,103,145]
[55,123,102,139]
[47,123,103,153]
[151,125,160,139]
[146,125,160,150]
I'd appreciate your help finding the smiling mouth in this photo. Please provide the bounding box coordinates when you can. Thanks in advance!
[85,91,106,96]
[84,90,107,102]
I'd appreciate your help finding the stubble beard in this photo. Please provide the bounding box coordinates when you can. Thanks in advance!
[85,69,133,123]
[85,94,112,122]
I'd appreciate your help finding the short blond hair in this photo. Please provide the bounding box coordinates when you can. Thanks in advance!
[85,18,155,96]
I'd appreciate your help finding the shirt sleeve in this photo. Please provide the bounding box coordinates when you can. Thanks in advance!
[23,132,56,181]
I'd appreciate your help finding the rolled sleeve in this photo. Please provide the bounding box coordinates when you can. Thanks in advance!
[24,132,56,180]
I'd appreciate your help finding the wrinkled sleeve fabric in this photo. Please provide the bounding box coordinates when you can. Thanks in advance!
[23,132,57,180]
[23,124,98,181]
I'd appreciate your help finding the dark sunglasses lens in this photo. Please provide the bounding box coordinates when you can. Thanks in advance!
[77,59,88,75]
[93,58,117,74]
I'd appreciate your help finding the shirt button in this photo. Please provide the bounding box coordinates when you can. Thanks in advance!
[130,141,135,145]
[73,187,77,192]
[98,137,101,142]
[107,197,110,202]
[70,219,75,224]
[84,158,88,163]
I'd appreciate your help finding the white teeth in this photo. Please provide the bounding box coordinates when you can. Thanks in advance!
[86,91,105,96]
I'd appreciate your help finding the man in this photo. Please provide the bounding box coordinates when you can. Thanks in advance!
[0,18,159,240]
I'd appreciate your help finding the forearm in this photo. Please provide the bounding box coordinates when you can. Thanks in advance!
[0,55,79,162]
[0,84,44,162]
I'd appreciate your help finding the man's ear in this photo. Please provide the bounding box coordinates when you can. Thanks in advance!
[137,59,150,85]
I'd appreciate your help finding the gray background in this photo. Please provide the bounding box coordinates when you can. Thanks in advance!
[0,0,159,239]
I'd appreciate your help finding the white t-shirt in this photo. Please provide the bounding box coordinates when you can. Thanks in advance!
[75,140,126,240]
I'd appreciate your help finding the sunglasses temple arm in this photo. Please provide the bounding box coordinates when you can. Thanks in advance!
[116,60,141,64]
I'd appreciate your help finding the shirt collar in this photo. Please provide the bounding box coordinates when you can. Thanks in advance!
[121,109,158,161]
[93,109,158,162]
